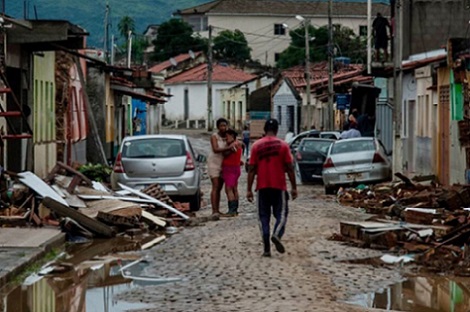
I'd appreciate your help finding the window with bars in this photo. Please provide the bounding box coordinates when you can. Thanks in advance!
[274,24,286,35]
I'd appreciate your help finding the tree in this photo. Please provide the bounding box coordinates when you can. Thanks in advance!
[152,19,207,62]
[276,24,365,69]
[132,36,150,65]
[213,29,251,63]
[118,16,135,41]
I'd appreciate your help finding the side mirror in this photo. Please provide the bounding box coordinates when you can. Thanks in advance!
[196,154,207,163]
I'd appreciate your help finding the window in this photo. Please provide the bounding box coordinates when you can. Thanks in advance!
[187,16,208,31]
[274,24,286,35]
[274,53,281,62]
[277,106,282,124]
[359,25,367,37]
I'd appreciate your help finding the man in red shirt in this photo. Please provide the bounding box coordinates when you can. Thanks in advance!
[247,119,298,257]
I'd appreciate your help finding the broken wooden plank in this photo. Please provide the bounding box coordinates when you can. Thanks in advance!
[78,194,156,205]
[97,211,140,228]
[42,197,115,238]
[118,183,189,220]
[141,235,166,250]
[80,199,142,219]
[18,171,69,207]
[394,172,415,186]
[141,210,166,227]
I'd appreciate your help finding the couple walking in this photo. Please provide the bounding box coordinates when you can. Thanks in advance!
[208,118,298,257]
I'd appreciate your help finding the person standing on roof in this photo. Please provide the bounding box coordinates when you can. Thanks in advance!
[247,119,298,257]
[372,12,391,61]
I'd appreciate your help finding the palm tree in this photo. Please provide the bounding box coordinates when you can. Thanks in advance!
[118,16,135,41]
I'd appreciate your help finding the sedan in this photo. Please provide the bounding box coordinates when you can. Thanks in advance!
[322,137,392,194]
[110,135,202,211]
[295,138,334,183]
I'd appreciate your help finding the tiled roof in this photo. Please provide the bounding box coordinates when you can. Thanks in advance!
[165,63,256,84]
[177,0,389,17]
[282,62,370,90]
[149,51,203,73]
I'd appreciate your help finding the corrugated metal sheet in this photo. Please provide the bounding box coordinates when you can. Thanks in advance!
[376,101,393,152]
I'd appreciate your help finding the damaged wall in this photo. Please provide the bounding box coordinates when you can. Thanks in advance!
[86,67,108,163]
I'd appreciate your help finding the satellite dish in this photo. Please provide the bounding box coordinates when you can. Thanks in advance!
[169,58,177,66]
[188,50,195,59]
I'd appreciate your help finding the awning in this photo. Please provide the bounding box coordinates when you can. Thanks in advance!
[111,85,166,104]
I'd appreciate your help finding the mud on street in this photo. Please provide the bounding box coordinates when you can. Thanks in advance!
[115,131,405,312]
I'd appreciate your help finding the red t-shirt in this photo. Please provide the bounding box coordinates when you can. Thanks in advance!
[223,144,242,166]
[249,136,293,191]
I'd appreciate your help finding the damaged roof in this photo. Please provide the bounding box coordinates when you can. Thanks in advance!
[149,51,203,74]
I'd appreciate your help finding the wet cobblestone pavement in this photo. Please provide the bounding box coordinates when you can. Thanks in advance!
[117,132,405,312]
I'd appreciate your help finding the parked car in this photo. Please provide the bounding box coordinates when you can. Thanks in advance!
[110,135,202,211]
[289,130,341,152]
[295,138,335,183]
[322,137,392,194]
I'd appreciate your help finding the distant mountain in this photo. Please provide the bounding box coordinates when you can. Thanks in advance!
[4,0,209,47]
[5,0,389,48]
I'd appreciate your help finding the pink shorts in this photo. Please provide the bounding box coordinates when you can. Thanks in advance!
[222,165,241,187]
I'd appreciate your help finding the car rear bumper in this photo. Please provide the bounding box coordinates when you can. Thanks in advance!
[322,165,391,186]
[111,171,200,196]
[297,163,324,182]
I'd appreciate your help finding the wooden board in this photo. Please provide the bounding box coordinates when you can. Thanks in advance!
[80,199,142,219]
[141,210,166,227]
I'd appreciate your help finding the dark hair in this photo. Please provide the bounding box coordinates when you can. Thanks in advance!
[264,119,279,133]
[226,128,238,138]
[216,118,228,127]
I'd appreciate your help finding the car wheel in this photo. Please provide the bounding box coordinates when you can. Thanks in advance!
[325,186,336,195]
[189,189,201,212]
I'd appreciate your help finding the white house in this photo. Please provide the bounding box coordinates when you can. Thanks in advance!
[164,63,256,127]
[175,0,389,66]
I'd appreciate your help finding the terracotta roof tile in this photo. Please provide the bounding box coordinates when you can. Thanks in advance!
[178,0,389,17]
[165,63,256,84]
[149,51,203,73]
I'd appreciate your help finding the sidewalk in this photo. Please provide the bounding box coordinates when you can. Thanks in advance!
[0,227,65,289]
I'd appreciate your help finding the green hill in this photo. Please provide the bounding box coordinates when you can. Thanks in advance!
[5,0,208,47]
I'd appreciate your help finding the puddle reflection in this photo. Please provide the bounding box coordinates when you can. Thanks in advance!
[347,276,470,311]
[2,237,178,312]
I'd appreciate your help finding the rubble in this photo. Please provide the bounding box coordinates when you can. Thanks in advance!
[334,173,470,275]
[0,162,199,251]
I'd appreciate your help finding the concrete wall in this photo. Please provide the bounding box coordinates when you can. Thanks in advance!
[86,67,108,162]
[164,82,242,124]
[273,80,299,139]
[450,120,467,184]
[201,15,370,66]
[33,52,56,178]
[404,0,468,58]
[400,72,417,173]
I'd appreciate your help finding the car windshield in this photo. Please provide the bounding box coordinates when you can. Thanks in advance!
[300,140,332,155]
[122,138,185,158]
[330,140,375,154]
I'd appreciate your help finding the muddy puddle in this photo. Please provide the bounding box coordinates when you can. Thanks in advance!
[347,275,470,311]
[1,237,180,312]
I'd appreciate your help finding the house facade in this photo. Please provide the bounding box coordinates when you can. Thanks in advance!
[176,0,389,66]
[164,63,256,128]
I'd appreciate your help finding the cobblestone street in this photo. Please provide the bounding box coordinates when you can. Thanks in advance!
[118,133,405,311]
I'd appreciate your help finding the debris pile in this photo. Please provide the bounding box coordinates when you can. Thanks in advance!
[334,173,470,275]
[0,161,196,249]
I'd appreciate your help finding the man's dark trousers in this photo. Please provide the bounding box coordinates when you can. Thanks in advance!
[257,188,289,252]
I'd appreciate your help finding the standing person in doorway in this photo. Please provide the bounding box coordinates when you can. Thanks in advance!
[208,118,237,217]
[242,125,250,157]
[372,12,391,61]
[222,129,243,216]
[247,119,298,257]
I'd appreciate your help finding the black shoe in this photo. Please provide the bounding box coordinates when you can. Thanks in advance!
[271,236,285,254]
[262,251,271,257]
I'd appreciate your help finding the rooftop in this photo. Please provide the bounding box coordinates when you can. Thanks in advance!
[165,63,256,84]
[177,0,389,17]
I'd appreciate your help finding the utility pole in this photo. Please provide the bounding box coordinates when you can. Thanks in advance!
[327,0,335,130]
[207,25,213,131]
[392,0,403,173]
[367,0,372,74]
[104,1,110,62]
[304,19,312,129]
[127,30,132,68]
[110,34,115,65]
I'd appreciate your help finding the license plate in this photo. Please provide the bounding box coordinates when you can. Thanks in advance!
[346,173,362,179]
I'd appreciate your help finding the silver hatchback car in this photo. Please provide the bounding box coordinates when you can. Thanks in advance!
[111,135,202,211]
[322,137,392,194]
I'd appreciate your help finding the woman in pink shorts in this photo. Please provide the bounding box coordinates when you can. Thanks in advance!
[222,129,243,216]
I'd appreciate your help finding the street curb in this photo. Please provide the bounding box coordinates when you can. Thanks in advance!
[0,232,65,290]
